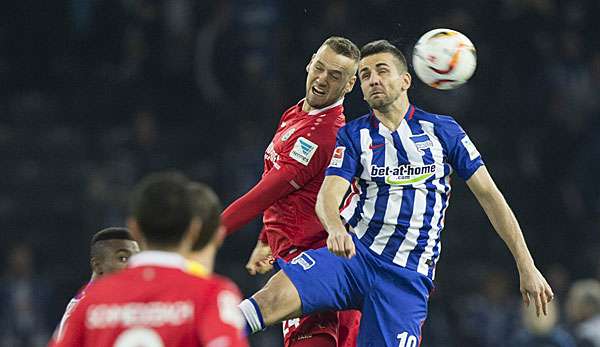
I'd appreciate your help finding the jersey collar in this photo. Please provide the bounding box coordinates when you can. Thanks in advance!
[370,104,415,129]
[297,97,344,116]
[128,251,187,270]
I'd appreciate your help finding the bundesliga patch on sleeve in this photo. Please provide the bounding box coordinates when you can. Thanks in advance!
[329,146,345,168]
[461,135,480,160]
[290,137,318,166]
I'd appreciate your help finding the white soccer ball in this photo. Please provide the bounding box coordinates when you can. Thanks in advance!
[412,28,477,90]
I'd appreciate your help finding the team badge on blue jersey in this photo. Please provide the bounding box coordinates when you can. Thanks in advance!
[410,133,433,154]
[290,252,316,270]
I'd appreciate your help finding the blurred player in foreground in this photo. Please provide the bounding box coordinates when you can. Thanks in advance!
[238,40,554,346]
[49,227,140,345]
[222,36,361,347]
[186,181,224,275]
[53,172,248,347]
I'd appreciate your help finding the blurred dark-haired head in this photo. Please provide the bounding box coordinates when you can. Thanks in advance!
[188,182,223,251]
[128,171,199,250]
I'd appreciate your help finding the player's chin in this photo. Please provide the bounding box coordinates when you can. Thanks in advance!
[306,94,331,109]
[366,99,385,109]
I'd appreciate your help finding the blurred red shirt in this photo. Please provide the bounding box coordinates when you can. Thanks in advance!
[51,251,248,347]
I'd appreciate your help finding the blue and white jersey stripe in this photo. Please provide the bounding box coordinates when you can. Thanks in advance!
[329,105,483,280]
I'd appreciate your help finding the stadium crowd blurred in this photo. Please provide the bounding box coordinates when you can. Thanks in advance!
[1,0,599,346]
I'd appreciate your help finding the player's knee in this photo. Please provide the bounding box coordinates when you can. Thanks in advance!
[254,270,302,323]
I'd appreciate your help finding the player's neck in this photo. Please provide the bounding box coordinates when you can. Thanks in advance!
[373,96,409,131]
[187,246,216,274]
[301,98,340,114]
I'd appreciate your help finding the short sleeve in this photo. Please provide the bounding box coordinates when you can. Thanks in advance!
[197,280,249,347]
[442,117,484,180]
[325,125,360,182]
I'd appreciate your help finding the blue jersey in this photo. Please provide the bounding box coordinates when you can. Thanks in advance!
[326,104,484,280]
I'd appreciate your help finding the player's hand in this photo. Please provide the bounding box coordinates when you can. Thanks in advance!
[327,228,355,258]
[519,265,554,317]
[246,240,274,275]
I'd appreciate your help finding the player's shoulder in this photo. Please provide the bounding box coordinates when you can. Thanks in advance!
[205,274,242,294]
[280,101,302,120]
[411,106,458,126]
[183,262,241,294]
[81,268,136,297]
[342,112,371,132]
[411,106,466,140]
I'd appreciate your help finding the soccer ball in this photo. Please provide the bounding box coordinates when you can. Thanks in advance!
[412,28,476,90]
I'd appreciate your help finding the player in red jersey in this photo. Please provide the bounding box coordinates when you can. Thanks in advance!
[49,227,140,346]
[222,36,361,347]
[52,172,248,347]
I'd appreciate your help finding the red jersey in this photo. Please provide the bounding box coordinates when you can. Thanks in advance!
[222,99,345,258]
[52,251,248,347]
[48,282,91,346]
[262,99,345,257]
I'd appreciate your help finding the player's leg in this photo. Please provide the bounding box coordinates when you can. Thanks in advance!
[253,270,303,324]
[239,247,368,335]
[238,269,302,334]
[283,312,338,347]
[289,333,336,347]
[337,310,361,347]
[356,263,432,347]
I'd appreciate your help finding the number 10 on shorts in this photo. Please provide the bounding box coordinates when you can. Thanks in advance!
[397,331,418,347]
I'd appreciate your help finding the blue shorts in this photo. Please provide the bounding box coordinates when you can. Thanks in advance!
[277,234,433,347]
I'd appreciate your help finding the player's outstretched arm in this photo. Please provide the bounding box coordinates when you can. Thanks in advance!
[316,175,355,258]
[466,165,554,316]
[221,167,297,235]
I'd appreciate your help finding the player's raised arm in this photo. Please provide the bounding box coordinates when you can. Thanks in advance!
[221,167,297,234]
[316,175,355,258]
[466,165,554,317]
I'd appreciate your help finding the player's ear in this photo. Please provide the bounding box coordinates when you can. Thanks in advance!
[91,257,101,276]
[344,75,357,94]
[401,71,412,91]
[306,54,316,73]
[127,217,147,250]
[179,217,202,253]
[213,225,227,248]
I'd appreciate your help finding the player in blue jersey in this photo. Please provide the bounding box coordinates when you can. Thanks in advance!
[238,40,554,346]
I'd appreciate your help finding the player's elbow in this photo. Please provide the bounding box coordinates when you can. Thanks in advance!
[315,190,326,221]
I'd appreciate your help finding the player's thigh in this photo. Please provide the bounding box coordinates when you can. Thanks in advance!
[253,269,303,324]
[357,269,431,347]
[338,310,361,347]
[283,311,338,347]
[277,247,366,315]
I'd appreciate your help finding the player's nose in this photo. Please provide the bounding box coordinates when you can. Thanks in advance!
[368,73,382,86]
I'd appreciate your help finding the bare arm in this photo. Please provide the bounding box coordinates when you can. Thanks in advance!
[467,165,554,316]
[316,175,355,258]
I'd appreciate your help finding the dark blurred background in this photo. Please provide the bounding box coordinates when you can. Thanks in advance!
[1,0,599,346]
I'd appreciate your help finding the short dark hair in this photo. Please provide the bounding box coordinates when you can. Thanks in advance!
[360,40,408,72]
[188,182,222,251]
[90,227,135,259]
[129,171,194,247]
[323,36,360,63]
[91,227,134,247]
